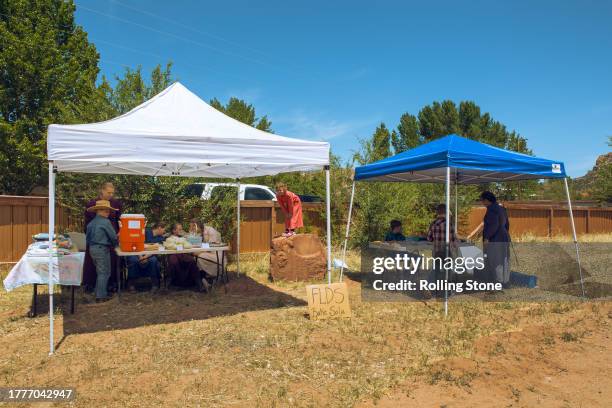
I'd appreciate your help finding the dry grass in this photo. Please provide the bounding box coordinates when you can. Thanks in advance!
[514,232,612,242]
[0,253,609,407]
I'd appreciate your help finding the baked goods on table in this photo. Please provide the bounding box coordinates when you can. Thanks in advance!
[163,235,193,250]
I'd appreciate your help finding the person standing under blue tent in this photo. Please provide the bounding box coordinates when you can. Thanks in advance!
[384,220,406,242]
[126,222,167,293]
[480,191,511,288]
[426,204,457,296]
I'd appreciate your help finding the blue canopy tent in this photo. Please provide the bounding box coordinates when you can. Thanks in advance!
[341,134,584,314]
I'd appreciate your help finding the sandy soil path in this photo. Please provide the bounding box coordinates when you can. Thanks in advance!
[360,306,611,408]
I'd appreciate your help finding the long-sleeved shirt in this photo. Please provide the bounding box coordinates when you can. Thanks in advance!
[483,203,510,243]
[145,228,165,244]
[427,216,456,254]
[384,231,406,241]
[86,215,119,247]
[84,197,122,232]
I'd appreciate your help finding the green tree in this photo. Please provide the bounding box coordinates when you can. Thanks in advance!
[391,113,420,153]
[370,123,392,161]
[390,100,535,200]
[418,100,460,142]
[0,0,112,194]
[210,97,272,131]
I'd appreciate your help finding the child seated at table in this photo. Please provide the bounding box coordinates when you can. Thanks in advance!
[126,221,166,293]
[166,222,209,292]
[85,200,119,302]
[189,218,225,283]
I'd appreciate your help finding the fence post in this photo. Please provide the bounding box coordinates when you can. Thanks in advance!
[586,208,590,234]
[549,207,553,237]
[270,202,276,241]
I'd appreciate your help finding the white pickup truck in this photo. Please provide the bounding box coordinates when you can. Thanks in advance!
[187,183,277,201]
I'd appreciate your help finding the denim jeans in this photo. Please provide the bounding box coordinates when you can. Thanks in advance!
[127,255,161,287]
[89,244,111,299]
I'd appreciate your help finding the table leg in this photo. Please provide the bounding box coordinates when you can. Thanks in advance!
[71,286,75,314]
[28,284,38,318]
[116,255,121,299]
[162,256,169,289]
[215,251,220,286]
[224,251,229,283]
[222,251,228,293]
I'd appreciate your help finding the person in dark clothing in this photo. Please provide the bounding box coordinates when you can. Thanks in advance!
[83,182,122,291]
[166,223,207,292]
[85,200,119,302]
[480,191,511,286]
[126,222,167,293]
[384,220,406,242]
[426,204,457,292]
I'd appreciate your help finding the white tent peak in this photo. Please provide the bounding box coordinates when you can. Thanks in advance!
[51,81,319,143]
[47,82,330,177]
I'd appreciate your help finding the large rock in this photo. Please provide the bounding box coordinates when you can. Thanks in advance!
[270,234,327,281]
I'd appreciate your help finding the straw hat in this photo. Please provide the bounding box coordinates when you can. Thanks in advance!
[87,199,118,212]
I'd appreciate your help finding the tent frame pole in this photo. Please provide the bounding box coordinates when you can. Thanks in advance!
[48,162,55,355]
[340,180,356,281]
[445,167,450,317]
[563,178,585,298]
[325,166,332,284]
[236,179,240,277]
[454,169,458,234]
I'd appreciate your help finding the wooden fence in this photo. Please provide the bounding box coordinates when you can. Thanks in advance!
[0,196,75,263]
[464,202,612,238]
[1,195,611,262]
[230,201,324,253]
[0,196,324,262]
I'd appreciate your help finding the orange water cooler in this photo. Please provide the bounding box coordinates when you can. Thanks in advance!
[119,214,146,252]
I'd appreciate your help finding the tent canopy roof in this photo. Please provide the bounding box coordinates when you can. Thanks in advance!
[47,82,330,178]
[354,134,566,184]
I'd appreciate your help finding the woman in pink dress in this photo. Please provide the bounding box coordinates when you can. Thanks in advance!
[275,182,303,237]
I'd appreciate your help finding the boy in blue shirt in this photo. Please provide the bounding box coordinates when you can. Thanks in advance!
[85,200,119,302]
[126,222,166,293]
[385,220,406,242]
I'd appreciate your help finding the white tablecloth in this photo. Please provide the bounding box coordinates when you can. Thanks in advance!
[3,245,84,292]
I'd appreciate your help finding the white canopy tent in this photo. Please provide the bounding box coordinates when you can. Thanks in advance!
[46,82,331,354]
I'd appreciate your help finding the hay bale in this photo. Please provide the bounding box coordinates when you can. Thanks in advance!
[270,234,326,281]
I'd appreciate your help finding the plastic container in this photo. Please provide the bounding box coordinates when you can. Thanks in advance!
[119,214,146,252]
[186,234,203,247]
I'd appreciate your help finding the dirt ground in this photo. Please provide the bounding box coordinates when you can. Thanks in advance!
[360,303,611,408]
[0,257,610,407]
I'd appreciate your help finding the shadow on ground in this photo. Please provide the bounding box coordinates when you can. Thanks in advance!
[55,273,304,337]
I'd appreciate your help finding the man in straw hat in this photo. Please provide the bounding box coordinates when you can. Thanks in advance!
[86,200,119,302]
[83,182,122,292]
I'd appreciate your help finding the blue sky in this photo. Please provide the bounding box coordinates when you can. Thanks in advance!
[75,0,611,177]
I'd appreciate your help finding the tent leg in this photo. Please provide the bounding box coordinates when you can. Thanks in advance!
[454,169,458,234]
[236,179,240,277]
[325,166,332,284]
[48,162,55,355]
[340,180,356,281]
[564,178,585,298]
[445,167,450,317]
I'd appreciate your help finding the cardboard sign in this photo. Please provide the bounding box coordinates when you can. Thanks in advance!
[306,283,351,320]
